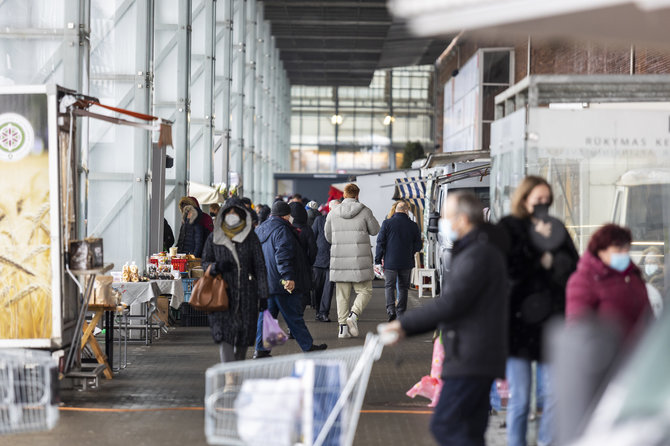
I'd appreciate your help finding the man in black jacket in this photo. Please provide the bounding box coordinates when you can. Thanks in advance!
[381,191,509,446]
[375,201,422,321]
[254,201,327,358]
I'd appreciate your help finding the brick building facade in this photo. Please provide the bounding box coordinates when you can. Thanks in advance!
[435,36,670,150]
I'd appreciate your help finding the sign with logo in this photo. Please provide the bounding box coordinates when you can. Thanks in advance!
[0,112,35,162]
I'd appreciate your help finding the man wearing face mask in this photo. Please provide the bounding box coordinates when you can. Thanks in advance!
[253,200,327,358]
[380,191,509,446]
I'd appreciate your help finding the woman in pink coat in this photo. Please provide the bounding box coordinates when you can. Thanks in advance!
[559,224,652,443]
[566,224,651,338]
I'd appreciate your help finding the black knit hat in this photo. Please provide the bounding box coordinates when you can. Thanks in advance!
[271,201,291,217]
[289,202,308,225]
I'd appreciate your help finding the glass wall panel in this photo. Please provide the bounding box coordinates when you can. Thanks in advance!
[291,65,435,172]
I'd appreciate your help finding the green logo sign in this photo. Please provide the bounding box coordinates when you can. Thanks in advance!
[0,113,34,162]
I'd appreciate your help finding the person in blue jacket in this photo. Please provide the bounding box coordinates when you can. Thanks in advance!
[375,200,423,321]
[253,200,327,358]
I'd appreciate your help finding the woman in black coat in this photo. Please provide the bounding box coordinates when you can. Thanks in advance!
[202,199,269,363]
[497,176,579,446]
[289,202,318,308]
[176,196,211,257]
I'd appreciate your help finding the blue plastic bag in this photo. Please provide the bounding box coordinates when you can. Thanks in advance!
[262,310,288,349]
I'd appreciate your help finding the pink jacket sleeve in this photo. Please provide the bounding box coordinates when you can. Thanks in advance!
[565,270,598,321]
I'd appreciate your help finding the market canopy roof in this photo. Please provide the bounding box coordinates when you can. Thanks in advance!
[388,0,670,45]
[263,0,447,86]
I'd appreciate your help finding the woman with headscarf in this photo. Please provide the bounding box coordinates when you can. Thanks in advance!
[202,198,269,363]
[176,196,213,257]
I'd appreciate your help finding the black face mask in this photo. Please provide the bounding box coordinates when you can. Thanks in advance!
[532,203,550,219]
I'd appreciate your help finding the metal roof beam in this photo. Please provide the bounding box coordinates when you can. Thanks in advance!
[287,68,373,73]
[265,1,386,7]
[281,47,379,53]
[274,34,385,40]
[267,19,392,26]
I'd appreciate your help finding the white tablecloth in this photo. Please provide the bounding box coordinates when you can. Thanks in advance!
[112,279,184,309]
[153,279,184,309]
[112,281,161,309]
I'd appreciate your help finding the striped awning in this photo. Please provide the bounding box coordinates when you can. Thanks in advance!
[393,177,426,233]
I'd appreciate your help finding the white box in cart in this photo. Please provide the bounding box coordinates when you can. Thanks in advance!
[294,359,349,446]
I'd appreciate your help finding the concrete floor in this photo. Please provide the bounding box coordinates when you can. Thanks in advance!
[2,283,526,446]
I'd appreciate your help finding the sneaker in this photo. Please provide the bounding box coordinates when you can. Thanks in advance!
[388,313,397,322]
[316,313,331,323]
[307,343,327,352]
[346,312,359,337]
[252,350,271,359]
[338,324,352,339]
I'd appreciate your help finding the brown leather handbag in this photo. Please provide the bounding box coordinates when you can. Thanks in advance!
[189,265,229,312]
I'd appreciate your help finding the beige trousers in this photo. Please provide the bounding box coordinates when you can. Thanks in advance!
[335,281,373,325]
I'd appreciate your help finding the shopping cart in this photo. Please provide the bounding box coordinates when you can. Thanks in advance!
[205,333,385,446]
[0,349,59,435]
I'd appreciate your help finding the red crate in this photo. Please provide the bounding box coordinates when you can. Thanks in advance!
[172,258,188,272]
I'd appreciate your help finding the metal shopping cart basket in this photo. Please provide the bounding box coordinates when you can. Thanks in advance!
[0,349,59,435]
[205,333,385,446]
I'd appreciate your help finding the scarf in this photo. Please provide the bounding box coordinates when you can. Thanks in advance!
[221,220,246,240]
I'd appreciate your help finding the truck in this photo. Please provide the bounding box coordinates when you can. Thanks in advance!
[355,150,490,287]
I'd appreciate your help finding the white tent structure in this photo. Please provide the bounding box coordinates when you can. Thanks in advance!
[188,182,227,205]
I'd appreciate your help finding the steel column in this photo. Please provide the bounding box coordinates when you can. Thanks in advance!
[174,0,192,229]
[131,0,155,266]
[203,0,216,186]
[253,2,264,203]
[230,0,246,192]
[218,0,234,186]
[243,0,256,201]
[262,21,272,203]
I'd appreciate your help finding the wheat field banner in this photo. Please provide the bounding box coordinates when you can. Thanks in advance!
[0,86,71,349]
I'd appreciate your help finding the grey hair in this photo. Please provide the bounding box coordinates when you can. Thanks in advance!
[395,201,410,213]
[448,191,484,225]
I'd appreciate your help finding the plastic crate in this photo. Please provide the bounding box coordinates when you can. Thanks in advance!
[182,278,198,303]
[0,349,59,435]
[179,303,209,327]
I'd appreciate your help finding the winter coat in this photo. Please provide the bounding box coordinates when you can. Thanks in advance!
[202,202,269,347]
[312,215,331,269]
[176,212,209,257]
[375,212,422,270]
[401,228,509,379]
[566,250,650,340]
[163,219,175,252]
[324,198,380,283]
[498,215,579,361]
[180,196,213,232]
[255,216,311,296]
[307,208,321,228]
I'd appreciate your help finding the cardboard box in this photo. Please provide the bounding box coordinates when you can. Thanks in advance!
[156,296,171,326]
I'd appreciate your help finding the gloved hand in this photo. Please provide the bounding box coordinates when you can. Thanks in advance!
[259,298,268,312]
[216,260,236,273]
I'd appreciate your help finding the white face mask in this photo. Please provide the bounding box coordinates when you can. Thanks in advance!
[645,264,660,276]
[438,218,459,243]
[224,212,241,227]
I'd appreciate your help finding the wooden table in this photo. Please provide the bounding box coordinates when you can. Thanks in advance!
[82,303,118,380]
